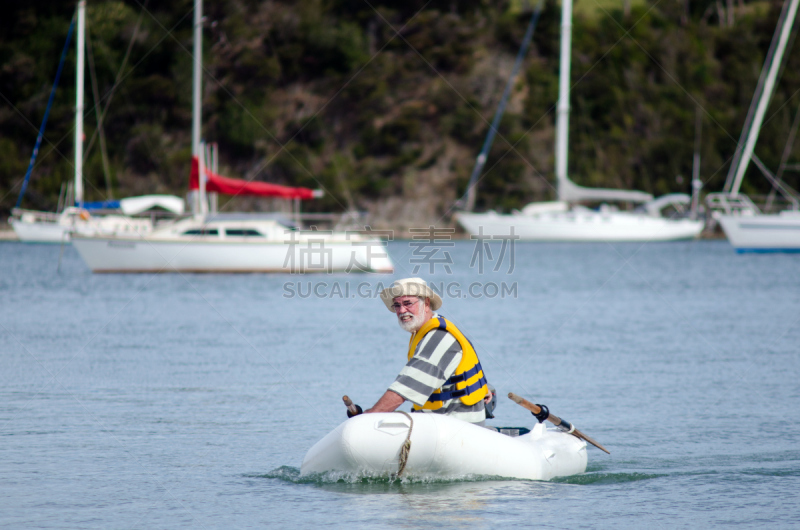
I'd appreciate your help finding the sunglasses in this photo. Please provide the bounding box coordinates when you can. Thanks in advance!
[391,299,420,311]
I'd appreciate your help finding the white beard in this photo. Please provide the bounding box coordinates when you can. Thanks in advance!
[397,310,426,332]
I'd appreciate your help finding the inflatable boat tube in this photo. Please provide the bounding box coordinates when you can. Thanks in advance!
[301,412,587,481]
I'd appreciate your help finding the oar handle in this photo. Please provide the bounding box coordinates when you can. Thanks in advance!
[342,395,359,416]
[508,392,567,427]
[508,392,610,454]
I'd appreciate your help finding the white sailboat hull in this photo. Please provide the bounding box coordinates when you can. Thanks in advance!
[300,413,587,481]
[10,209,153,244]
[10,218,70,243]
[457,210,703,242]
[71,235,394,273]
[717,211,800,251]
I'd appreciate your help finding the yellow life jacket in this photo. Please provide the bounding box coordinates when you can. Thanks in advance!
[407,316,488,411]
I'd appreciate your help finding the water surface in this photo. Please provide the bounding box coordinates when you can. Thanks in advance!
[1,240,798,528]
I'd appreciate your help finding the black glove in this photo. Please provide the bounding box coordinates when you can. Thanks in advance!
[346,404,363,418]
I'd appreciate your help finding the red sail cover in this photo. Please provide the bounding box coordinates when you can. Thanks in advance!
[189,157,316,200]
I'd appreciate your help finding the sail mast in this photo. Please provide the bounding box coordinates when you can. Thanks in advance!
[729,0,800,196]
[555,0,573,200]
[192,0,202,158]
[553,0,652,204]
[191,0,204,214]
[75,0,86,206]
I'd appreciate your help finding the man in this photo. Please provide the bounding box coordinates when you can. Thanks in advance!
[361,277,490,425]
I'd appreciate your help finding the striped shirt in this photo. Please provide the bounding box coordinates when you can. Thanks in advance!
[388,315,486,424]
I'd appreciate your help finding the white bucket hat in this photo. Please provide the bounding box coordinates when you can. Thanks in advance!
[380,277,442,312]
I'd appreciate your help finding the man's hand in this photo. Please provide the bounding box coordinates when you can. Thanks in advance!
[365,390,405,413]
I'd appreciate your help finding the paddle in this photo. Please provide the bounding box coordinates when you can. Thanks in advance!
[342,395,362,417]
[508,392,610,454]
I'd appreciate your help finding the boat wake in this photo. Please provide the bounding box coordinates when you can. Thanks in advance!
[253,466,527,485]
[552,471,665,485]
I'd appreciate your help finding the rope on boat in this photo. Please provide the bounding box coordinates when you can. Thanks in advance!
[395,411,414,477]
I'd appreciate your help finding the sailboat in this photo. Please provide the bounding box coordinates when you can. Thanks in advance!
[456,0,704,242]
[706,0,800,252]
[9,1,184,243]
[70,0,394,273]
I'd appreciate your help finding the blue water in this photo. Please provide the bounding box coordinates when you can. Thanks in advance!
[1,240,799,528]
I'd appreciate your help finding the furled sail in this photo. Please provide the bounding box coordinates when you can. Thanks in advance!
[558,178,653,203]
[188,157,321,200]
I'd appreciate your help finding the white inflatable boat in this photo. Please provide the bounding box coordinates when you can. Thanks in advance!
[300,412,588,481]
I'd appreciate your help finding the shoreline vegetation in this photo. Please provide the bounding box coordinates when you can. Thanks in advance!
[2,0,799,230]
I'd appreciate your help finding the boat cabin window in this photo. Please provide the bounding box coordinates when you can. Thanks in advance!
[225,229,263,237]
[182,228,219,236]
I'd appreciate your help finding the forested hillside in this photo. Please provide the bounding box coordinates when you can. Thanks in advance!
[2,0,799,228]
